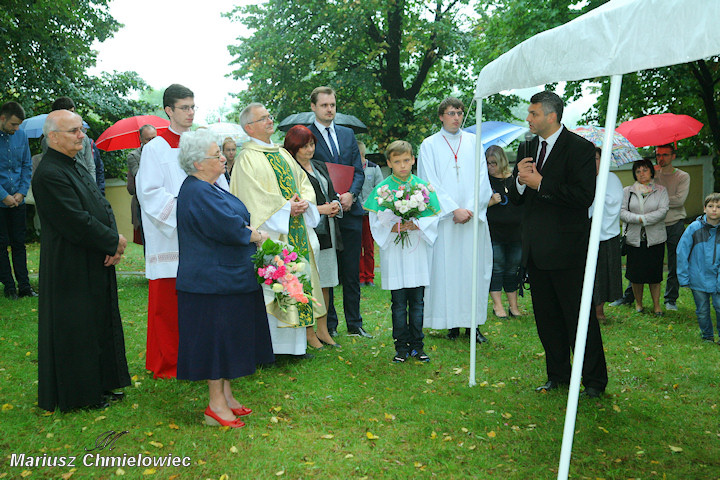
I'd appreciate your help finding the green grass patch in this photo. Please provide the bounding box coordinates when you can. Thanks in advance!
[1,245,719,479]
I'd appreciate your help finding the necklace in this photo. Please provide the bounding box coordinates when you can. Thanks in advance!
[442,134,462,179]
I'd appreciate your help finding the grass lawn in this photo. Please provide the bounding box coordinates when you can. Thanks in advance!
[1,242,719,479]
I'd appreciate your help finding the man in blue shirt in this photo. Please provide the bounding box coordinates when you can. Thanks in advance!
[0,101,35,299]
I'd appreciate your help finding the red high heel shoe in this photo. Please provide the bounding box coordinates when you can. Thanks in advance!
[230,405,252,417]
[204,406,245,428]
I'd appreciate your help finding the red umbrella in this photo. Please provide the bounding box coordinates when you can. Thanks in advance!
[616,113,703,148]
[96,115,170,151]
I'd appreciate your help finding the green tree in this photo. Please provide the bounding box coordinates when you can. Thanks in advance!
[1,0,153,178]
[225,0,517,149]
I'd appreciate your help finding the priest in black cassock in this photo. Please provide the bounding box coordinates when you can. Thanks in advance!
[32,110,130,411]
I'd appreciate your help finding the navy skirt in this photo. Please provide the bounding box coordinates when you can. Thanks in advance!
[177,288,274,381]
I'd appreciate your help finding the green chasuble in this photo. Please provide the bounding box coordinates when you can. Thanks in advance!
[265,151,314,327]
[363,173,441,217]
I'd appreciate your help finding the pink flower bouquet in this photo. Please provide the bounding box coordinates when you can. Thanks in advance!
[252,239,318,311]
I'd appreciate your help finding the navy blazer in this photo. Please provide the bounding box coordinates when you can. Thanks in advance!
[508,127,596,270]
[309,123,365,216]
[176,176,259,294]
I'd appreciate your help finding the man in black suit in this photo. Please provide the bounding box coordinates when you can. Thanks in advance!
[509,91,607,398]
[308,86,370,338]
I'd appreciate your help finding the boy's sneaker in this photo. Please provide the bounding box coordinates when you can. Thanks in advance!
[393,352,409,363]
[410,349,430,362]
[665,302,677,311]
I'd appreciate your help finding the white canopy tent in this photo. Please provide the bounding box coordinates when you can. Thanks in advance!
[469,0,720,478]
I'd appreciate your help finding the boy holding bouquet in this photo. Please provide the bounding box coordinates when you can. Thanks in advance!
[363,141,440,362]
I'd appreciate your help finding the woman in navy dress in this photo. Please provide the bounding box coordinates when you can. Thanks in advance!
[176,129,273,428]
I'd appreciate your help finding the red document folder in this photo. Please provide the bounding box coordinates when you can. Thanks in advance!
[325,162,354,194]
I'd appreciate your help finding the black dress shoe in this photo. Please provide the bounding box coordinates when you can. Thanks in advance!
[609,297,632,307]
[447,328,460,340]
[581,387,604,398]
[535,380,564,392]
[347,327,373,338]
[18,288,38,298]
[86,400,110,410]
[299,353,315,360]
[476,330,488,343]
[4,289,18,300]
[104,390,125,402]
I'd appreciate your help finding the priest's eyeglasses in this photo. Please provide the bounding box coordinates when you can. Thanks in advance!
[56,127,87,135]
[174,105,197,112]
[443,111,464,117]
[246,114,275,125]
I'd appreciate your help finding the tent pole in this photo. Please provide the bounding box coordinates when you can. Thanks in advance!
[557,74,624,480]
[469,97,483,387]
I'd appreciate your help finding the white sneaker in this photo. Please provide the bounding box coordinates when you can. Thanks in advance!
[665,302,678,311]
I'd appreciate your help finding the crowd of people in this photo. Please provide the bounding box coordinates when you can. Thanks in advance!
[3,84,716,423]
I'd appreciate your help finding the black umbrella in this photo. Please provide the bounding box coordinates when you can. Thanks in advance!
[277,112,368,134]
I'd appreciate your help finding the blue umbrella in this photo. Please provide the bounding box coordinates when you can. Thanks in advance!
[19,114,89,138]
[464,121,529,148]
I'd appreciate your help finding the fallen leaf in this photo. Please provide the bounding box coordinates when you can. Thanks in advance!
[145,432,153,436]
[669,445,683,453]
[115,468,125,476]
[196,460,206,465]
[2,404,14,411]
[275,470,285,476]
[598,427,609,434]
[131,375,139,381]
[273,406,282,412]
[168,423,179,430]
[461,427,469,433]
[430,431,437,439]
[344,454,354,459]
[487,431,496,438]
[270,416,279,423]
[425,379,434,384]
[443,436,453,442]
[366,431,379,440]
[384,413,395,421]
[612,405,621,413]
[453,367,463,375]
[220,475,229,480]
[94,416,106,422]
[20,471,31,478]
[142,468,156,475]
[501,412,512,419]
[321,434,334,439]
[485,410,495,414]
[230,446,238,453]
[149,441,163,448]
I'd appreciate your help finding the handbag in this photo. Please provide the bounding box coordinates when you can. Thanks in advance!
[620,191,630,256]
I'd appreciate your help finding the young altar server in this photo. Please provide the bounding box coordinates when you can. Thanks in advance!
[363,141,440,363]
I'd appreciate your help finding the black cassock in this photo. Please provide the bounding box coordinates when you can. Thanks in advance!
[32,147,130,411]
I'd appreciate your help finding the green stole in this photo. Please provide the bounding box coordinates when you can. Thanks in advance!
[265,151,313,327]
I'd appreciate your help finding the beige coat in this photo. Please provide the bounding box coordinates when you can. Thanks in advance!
[620,182,669,247]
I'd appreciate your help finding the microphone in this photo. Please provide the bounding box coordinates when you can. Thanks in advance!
[523,131,533,160]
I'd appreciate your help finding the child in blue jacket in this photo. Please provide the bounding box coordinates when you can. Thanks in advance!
[677,193,720,343]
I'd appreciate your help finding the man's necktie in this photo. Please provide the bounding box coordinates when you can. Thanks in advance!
[536,140,548,171]
[326,127,340,162]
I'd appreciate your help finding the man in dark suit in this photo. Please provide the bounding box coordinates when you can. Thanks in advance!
[508,91,607,398]
[308,86,370,338]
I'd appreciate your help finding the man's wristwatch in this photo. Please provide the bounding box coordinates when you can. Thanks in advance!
[350,192,357,202]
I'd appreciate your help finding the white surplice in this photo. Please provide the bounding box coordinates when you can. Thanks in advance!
[369,210,438,290]
[417,128,493,329]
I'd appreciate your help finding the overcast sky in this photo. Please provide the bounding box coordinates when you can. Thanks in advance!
[90,0,253,124]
